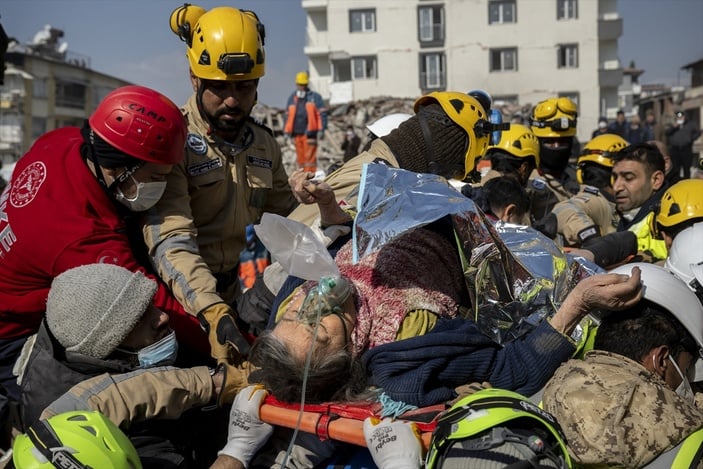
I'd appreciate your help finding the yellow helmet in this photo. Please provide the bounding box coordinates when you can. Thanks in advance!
[530,97,578,138]
[578,133,628,168]
[170,5,265,81]
[653,179,703,237]
[486,123,540,167]
[414,91,492,179]
[295,71,309,86]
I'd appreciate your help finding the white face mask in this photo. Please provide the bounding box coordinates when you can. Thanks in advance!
[115,175,167,212]
[676,119,685,126]
[669,355,695,403]
[296,90,306,99]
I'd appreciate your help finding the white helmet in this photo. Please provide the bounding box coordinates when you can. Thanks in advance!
[366,113,413,138]
[610,262,703,380]
[664,222,703,294]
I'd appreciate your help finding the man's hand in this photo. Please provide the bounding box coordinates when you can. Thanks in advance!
[213,363,254,407]
[217,385,273,469]
[199,303,250,365]
[288,169,351,226]
[363,417,423,469]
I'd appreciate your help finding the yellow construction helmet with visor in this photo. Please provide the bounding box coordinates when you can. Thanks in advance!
[170,4,265,81]
[530,97,578,138]
[576,133,628,184]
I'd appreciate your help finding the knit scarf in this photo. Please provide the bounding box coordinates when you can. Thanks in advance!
[336,227,466,357]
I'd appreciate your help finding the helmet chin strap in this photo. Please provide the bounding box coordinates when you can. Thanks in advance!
[196,80,218,136]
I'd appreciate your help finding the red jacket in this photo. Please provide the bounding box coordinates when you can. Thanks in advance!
[0,128,207,352]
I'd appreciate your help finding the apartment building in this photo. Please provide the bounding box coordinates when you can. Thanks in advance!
[0,30,130,166]
[302,0,623,144]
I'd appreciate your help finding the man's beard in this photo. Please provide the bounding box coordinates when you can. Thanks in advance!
[210,107,248,136]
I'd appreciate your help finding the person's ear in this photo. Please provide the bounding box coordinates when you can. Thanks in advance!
[651,170,665,191]
[645,345,670,378]
[501,204,517,223]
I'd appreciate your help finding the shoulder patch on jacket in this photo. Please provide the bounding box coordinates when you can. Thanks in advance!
[186,133,208,155]
[583,185,600,195]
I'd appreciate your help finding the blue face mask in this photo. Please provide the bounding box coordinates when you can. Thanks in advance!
[135,331,179,368]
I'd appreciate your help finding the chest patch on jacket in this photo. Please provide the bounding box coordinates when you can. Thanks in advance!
[186,133,208,155]
[188,158,223,176]
[247,156,273,169]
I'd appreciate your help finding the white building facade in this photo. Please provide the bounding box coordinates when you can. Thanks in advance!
[302,0,623,144]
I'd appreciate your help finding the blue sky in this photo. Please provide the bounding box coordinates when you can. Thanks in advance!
[3,0,703,109]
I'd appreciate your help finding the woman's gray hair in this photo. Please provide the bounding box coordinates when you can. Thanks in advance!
[249,329,371,403]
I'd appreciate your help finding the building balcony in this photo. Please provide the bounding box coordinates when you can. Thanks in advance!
[599,63,623,88]
[302,0,328,12]
[304,30,329,56]
[598,15,622,41]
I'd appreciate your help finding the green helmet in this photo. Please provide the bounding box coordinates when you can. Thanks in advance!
[426,388,572,469]
[12,411,142,469]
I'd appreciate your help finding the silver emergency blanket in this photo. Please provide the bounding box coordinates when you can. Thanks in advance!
[353,163,603,344]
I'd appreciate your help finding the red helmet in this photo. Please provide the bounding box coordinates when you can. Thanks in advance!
[89,85,186,165]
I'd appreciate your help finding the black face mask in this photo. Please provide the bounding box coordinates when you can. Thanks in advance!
[539,139,573,175]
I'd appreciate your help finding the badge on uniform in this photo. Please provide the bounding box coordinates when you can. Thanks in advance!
[186,133,208,155]
[531,178,547,190]
[247,156,273,169]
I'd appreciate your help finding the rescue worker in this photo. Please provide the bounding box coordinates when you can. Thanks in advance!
[543,263,703,468]
[651,179,703,250]
[150,5,297,366]
[612,142,668,262]
[286,91,498,227]
[553,133,627,247]
[0,85,191,402]
[528,97,581,222]
[480,123,540,187]
[284,71,327,173]
[461,124,538,223]
[24,264,249,466]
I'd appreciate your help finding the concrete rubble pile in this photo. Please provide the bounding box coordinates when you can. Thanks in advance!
[251,97,532,176]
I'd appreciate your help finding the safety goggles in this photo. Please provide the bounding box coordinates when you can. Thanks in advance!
[531,117,577,132]
[532,97,578,121]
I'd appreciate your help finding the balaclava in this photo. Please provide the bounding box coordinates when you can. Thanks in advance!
[381,103,468,179]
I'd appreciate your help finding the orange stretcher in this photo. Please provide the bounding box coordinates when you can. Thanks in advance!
[259,395,445,450]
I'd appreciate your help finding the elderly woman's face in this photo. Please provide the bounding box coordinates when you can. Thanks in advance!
[272,288,356,363]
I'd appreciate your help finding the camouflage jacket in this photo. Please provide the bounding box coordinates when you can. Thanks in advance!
[542,350,703,468]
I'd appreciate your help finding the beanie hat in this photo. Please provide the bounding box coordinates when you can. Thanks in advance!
[46,264,157,359]
[381,103,468,179]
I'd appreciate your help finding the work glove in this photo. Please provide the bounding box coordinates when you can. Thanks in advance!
[363,417,423,469]
[218,385,273,468]
[214,362,256,407]
[199,303,251,365]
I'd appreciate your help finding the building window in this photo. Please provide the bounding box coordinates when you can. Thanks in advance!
[490,48,518,72]
[332,58,352,82]
[489,0,516,24]
[557,44,579,68]
[55,79,86,109]
[31,117,47,140]
[418,5,445,45]
[352,56,377,79]
[32,78,48,99]
[419,52,446,91]
[349,9,376,33]
[557,0,578,20]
